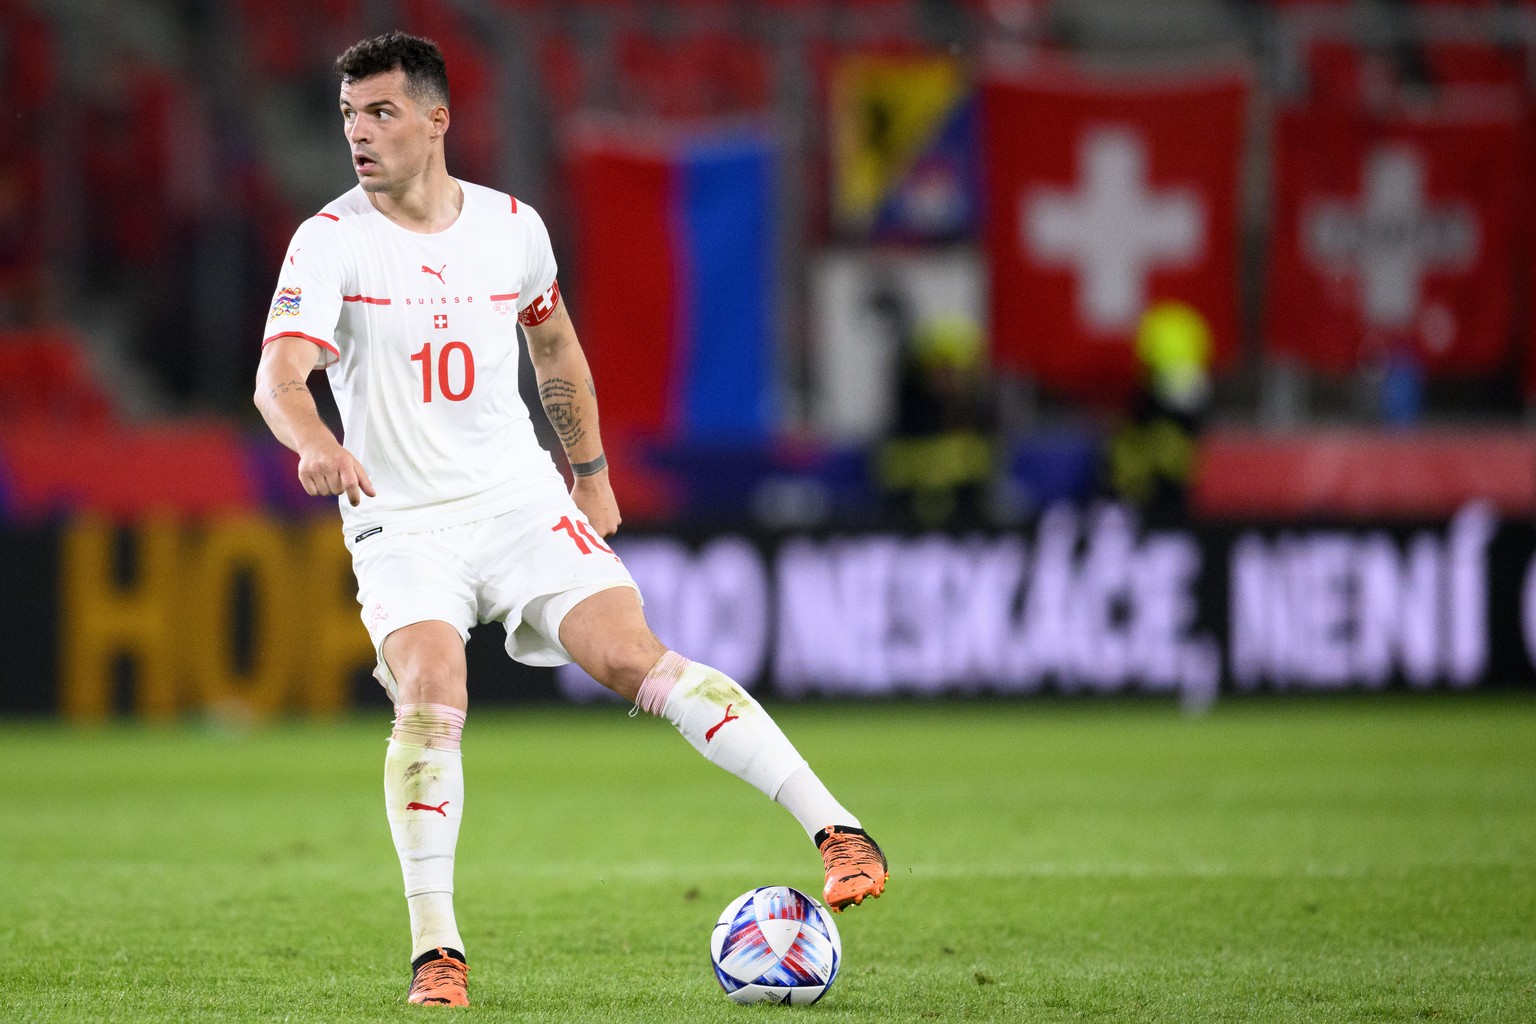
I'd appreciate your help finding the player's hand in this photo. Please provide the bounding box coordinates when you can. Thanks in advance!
[296,437,377,507]
[572,473,621,538]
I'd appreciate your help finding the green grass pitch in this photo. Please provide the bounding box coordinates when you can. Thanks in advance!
[3,695,1534,1023]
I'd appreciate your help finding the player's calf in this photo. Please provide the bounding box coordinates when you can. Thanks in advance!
[634,652,806,798]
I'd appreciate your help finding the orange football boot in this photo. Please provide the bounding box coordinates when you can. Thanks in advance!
[407,948,469,1007]
[815,825,889,912]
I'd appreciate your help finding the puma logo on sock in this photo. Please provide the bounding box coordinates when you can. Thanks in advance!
[407,800,450,816]
[704,703,740,742]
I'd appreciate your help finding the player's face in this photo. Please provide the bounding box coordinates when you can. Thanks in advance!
[339,69,440,193]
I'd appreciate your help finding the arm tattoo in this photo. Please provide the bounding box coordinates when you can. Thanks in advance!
[269,379,310,398]
[539,378,578,401]
[570,453,607,477]
[585,376,596,398]
[538,377,587,450]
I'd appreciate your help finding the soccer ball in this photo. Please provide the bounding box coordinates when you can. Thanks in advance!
[709,885,842,1005]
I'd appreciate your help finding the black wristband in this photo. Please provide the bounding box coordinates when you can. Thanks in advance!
[571,453,608,477]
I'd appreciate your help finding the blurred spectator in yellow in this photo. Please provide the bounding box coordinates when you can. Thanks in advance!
[1106,300,1212,522]
[878,312,995,527]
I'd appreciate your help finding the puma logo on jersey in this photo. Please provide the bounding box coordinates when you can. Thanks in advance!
[421,264,447,284]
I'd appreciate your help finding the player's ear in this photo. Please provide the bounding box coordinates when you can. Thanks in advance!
[431,104,450,139]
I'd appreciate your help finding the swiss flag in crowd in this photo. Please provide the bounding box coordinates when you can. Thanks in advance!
[980,63,1249,399]
[1265,105,1525,376]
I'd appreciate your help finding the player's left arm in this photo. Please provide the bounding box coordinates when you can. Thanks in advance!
[522,299,620,536]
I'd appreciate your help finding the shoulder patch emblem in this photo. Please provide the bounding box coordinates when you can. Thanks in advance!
[269,286,302,320]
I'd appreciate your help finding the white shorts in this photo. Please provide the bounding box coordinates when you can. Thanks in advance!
[346,492,639,701]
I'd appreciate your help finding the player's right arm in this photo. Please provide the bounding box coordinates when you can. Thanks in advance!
[254,337,376,507]
[255,214,375,507]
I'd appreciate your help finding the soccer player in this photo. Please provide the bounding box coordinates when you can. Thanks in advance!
[253,32,887,1008]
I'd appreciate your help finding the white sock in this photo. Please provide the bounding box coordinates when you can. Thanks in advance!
[775,764,861,841]
[384,704,467,960]
[635,653,859,837]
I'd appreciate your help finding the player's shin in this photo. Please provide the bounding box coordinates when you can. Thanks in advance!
[635,653,859,837]
[384,704,467,960]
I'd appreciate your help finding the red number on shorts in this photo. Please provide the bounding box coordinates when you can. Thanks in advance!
[411,341,476,403]
[552,515,614,555]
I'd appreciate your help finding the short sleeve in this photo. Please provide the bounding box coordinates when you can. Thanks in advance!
[261,216,349,368]
[515,204,560,324]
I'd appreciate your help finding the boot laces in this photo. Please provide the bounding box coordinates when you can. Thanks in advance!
[822,830,881,870]
[413,953,468,993]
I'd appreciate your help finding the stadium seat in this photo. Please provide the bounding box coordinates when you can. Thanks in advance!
[0,5,55,315]
[615,29,774,118]
[538,31,588,118]
[234,0,366,79]
[1422,41,1528,89]
[0,329,112,427]
[401,0,503,183]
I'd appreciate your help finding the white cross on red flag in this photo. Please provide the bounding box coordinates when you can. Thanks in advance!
[980,62,1248,400]
[1265,105,1523,376]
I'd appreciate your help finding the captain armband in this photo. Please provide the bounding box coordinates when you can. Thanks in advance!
[518,281,562,326]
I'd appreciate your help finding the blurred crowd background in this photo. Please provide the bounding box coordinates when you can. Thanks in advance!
[4,0,1535,532]
[6,0,1536,717]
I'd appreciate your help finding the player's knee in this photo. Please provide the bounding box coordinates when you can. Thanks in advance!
[585,639,666,702]
[389,655,467,707]
[396,675,467,708]
[382,621,468,707]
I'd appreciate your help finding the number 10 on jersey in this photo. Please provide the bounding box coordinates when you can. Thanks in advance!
[411,341,476,402]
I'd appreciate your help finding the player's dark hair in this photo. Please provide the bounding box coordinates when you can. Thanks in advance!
[335,31,450,109]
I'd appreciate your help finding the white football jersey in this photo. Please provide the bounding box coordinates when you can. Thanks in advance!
[263,181,568,535]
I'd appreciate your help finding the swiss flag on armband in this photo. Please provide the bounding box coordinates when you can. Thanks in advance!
[518,281,562,327]
[980,62,1249,400]
[1265,105,1524,376]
